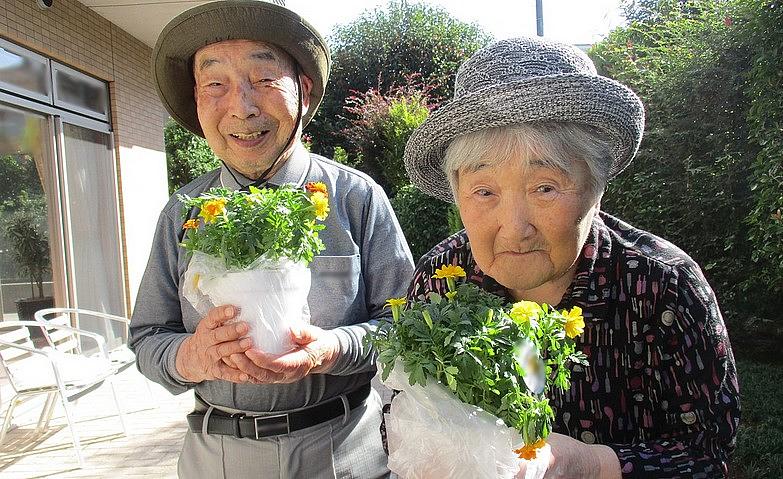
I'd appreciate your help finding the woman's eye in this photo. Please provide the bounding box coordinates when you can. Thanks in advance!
[474,188,493,197]
[536,185,556,194]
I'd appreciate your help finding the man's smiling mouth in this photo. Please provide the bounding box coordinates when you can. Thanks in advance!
[230,130,268,140]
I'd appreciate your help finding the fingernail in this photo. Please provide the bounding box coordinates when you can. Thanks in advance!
[236,323,247,334]
[239,374,248,382]
[224,306,234,316]
[240,338,252,348]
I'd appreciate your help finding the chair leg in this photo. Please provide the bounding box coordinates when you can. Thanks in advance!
[107,377,128,435]
[36,392,58,433]
[0,397,20,446]
[59,392,85,468]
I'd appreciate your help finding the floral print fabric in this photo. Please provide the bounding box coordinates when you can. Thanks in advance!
[407,212,740,478]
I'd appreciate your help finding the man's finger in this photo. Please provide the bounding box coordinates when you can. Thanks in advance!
[232,353,288,383]
[246,348,309,373]
[214,337,253,359]
[209,321,248,344]
[214,361,249,383]
[201,305,237,330]
[290,324,319,346]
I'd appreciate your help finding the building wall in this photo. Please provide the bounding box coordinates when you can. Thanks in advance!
[0,0,170,313]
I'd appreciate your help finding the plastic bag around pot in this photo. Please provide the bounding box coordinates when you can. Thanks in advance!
[381,361,550,479]
[183,251,311,354]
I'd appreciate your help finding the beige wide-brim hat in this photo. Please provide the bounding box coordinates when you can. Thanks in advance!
[152,0,330,138]
[404,37,645,202]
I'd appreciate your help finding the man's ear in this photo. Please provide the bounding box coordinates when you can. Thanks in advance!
[299,73,314,114]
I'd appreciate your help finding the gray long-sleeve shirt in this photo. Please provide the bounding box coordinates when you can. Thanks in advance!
[129,146,414,412]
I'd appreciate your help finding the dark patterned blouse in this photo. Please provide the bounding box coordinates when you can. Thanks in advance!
[407,212,740,478]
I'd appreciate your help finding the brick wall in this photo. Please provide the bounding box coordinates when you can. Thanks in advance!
[0,0,170,314]
[0,0,167,152]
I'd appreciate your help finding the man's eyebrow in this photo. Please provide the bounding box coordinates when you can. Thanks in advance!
[198,58,220,72]
[196,50,278,73]
[250,50,277,62]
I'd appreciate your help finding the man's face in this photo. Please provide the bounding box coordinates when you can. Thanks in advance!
[193,40,313,179]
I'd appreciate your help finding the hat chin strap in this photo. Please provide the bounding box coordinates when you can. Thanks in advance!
[223,63,304,191]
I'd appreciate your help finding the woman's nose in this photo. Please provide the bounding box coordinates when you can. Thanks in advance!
[499,198,535,239]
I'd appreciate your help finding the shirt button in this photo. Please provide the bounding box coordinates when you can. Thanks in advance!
[681,411,697,425]
[581,431,596,444]
[661,310,675,326]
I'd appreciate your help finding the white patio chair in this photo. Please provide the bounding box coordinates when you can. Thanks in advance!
[0,320,127,467]
[34,308,137,374]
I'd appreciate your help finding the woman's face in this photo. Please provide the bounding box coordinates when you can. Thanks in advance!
[456,156,600,303]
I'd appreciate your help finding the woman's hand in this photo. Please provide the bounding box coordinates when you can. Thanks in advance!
[517,433,622,479]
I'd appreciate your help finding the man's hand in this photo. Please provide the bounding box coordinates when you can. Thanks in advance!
[175,305,254,383]
[516,433,621,479]
[230,324,341,384]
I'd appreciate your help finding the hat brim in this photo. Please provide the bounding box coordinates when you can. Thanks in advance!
[152,1,330,138]
[403,74,645,202]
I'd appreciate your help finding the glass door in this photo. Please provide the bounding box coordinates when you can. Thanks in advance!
[57,119,126,347]
[0,103,65,322]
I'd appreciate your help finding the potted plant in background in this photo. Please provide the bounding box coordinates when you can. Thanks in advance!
[5,205,53,322]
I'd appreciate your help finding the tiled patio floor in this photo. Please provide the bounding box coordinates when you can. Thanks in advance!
[0,367,193,478]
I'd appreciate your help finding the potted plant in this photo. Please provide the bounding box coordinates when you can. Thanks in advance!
[5,205,53,322]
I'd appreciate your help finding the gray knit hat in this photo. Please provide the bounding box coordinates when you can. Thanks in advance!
[152,0,330,138]
[404,37,645,202]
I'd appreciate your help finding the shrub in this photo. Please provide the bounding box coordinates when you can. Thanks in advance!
[342,76,435,196]
[391,184,457,262]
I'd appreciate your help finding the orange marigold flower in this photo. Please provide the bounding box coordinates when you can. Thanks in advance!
[305,181,328,194]
[182,218,200,230]
[199,198,227,223]
[514,438,547,460]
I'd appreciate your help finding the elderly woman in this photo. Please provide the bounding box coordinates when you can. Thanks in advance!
[402,37,740,478]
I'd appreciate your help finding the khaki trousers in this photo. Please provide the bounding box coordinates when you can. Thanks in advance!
[177,390,390,479]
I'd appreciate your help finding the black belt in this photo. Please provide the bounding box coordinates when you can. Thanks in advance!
[186,383,371,440]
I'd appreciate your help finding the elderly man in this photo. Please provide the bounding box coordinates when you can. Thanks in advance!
[129,1,413,477]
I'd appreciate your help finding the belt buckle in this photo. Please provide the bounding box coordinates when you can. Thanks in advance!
[253,413,290,439]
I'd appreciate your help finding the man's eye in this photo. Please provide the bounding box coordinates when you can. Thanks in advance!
[206,82,222,87]
[474,188,493,197]
[536,185,556,194]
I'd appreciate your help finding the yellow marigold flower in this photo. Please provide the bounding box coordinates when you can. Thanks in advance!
[509,300,541,325]
[514,438,547,460]
[385,297,406,322]
[182,218,200,230]
[563,306,585,338]
[310,191,330,220]
[305,181,328,195]
[199,198,227,223]
[431,265,466,280]
[385,297,406,309]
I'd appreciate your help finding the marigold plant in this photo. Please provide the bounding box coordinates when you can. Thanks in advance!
[178,185,328,268]
[370,264,587,458]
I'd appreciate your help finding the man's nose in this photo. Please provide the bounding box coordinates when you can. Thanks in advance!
[228,81,260,119]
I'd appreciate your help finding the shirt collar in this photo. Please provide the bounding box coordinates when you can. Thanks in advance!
[219,144,311,191]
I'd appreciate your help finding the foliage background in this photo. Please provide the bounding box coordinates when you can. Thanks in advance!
[591,0,782,345]
[163,1,782,476]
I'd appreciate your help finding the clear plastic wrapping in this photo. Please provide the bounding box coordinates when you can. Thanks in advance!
[382,362,550,479]
[183,251,311,354]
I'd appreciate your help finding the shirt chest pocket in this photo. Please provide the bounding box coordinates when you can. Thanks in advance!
[308,254,363,328]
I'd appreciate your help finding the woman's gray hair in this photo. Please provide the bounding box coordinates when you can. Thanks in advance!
[443,123,612,200]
